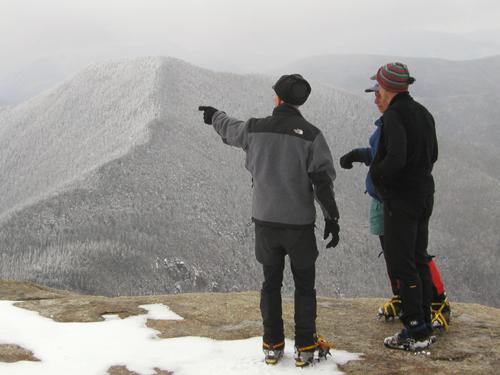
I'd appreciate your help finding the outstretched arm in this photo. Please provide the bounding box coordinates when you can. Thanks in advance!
[199,106,249,150]
[212,111,249,149]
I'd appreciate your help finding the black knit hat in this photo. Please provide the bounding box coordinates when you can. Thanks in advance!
[272,74,311,106]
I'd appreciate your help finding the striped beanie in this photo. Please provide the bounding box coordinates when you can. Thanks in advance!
[372,62,415,93]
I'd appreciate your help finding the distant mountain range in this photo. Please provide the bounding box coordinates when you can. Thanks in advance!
[0,57,498,307]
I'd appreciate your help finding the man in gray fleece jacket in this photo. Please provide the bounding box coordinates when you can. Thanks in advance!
[199,74,340,366]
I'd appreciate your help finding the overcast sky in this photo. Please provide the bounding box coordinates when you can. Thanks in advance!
[1,0,500,79]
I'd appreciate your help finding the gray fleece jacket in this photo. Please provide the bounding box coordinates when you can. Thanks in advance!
[212,103,339,227]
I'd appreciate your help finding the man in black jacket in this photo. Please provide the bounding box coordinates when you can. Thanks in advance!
[367,62,438,351]
[199,74,340,366]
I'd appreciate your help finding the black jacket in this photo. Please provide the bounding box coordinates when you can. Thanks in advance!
[370,92,438,200]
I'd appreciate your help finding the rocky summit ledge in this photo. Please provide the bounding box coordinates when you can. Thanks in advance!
[0,280,499,374]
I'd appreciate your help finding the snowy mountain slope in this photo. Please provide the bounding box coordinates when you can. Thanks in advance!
[0,57,163,217]
[0,57,498,306]
[0,57,380,297]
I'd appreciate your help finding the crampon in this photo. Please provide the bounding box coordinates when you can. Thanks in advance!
[263,341,284,365]
[294,335,334,368]
[377,295,402,320]
[432,297,451,331]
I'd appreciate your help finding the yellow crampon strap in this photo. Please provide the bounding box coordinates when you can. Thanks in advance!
[297,343,317,352]
[296,335,334,354]
[431,298,449,331]
[382,296,401,317]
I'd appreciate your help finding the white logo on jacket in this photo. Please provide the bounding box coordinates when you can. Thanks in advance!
[293,128,304,135]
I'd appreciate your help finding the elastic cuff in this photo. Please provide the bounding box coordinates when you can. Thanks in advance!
[212,110,226,123]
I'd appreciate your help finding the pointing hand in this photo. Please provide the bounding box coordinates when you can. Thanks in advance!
[198,106,218,125]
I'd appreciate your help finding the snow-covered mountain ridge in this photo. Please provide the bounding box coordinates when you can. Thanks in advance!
[0,57,167,217]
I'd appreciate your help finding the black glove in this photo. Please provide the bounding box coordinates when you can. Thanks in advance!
[198,106,218,125]
[340,149,369,169]
[339,151,355,169]
[323,219,340,248]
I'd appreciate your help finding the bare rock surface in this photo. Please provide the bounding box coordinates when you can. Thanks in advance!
[0,344,39,363]
[1,280,499,374]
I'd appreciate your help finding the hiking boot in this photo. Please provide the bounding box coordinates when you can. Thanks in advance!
[432,296,451,331]
[295,346,316,368]
[263,341,284,365]
[377,295,403,320]
[384,325,436,351]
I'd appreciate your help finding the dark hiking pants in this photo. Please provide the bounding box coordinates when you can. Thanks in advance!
[379,235,400,295]
[255,223,318,348]
[383,195,434,327]
[380,235,445,301]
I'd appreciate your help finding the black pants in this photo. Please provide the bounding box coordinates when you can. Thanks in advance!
[379,235,400,295]
[383,195,434,327]
[380,235,444,301]
[256,224,317,348]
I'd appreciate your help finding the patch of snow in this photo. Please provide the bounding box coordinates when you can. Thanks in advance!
[138,304,183,321]
[0,300,361,375]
